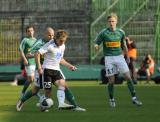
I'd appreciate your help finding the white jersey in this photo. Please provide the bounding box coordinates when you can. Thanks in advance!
[38,40,65,70]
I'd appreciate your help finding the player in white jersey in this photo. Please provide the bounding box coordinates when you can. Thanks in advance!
[36,30,86,111]
[16,29,86,112]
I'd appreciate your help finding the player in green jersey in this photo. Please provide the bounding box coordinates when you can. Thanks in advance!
[17,28,86,112]
[19,25,36,97]
[94,13,142,107]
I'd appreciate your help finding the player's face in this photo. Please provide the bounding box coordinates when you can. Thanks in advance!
[108,17,117,29]
[45,31,54,41]
[26,27,34,37]
[56,38,66,46]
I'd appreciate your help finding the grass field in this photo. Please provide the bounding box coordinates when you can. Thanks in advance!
[0,81,160,122]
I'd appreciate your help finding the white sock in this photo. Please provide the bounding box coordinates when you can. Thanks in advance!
[36,92,41,99]
[57,86,65,104]
[132,97,137,100]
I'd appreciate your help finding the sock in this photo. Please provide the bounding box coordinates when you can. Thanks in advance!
[127,80,136,97]
[108,83,114,99]
[21,90,36,102]
[36,92,41,99]
[21,80,30,94]
[57,86,65,104]
[132,96,137,101]
[65,87,77,107]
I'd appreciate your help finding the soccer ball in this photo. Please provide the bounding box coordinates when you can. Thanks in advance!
[40,97,54,109]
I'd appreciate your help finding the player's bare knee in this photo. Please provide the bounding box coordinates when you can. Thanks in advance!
[108,76,115,84]
[55,79,66,87]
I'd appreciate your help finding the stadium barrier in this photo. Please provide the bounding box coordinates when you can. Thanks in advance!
[0,65,160,84]
[0,65,103,81]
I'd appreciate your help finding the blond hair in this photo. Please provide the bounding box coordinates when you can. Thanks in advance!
[107,13,118,20]
[55,30,68,40]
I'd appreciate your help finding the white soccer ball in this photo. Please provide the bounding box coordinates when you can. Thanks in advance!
[46,98,54,107]
[41,97,54,109]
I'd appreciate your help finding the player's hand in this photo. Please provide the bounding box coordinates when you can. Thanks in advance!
[94,44,99,50]
[26,53,34,58]
[24,59,28,66]
[69,66,77,71]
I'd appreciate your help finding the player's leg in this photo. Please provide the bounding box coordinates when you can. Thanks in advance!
[146,69,151,83]
[54,79,73,109]
[60,70,78,108]
[17,72,43,111]
[107,76,115,100]
[16,85,40,111]
[129,59,137,84]
[105,56,116,107]
[124,72,142,106]
[64,84,86,111]
[34,72,43,99]
[118,55,142,106]
[21,65,35,96]
[65,86,77,107]
[54,70,86,111]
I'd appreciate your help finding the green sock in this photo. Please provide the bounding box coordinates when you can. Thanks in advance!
[21,90,35,102]
[65,87,77,107]
[127,80,136,97]
[108,83,114,99]
[21,80,30,94]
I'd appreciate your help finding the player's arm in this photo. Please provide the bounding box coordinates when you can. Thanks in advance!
[35,51,42,74]
[60,58,77,71]
[19,39,28,65]
[35,42,50,74]
[26,40,41,58]
[121,38,130,64]
[94,30,104,50]
[25,44,36,58]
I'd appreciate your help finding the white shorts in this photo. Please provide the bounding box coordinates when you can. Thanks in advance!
[25,65,36,76]
[105,55,129,76]
[34,70,43,88]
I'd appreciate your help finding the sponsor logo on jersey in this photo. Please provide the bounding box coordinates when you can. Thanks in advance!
[105,41,120,47]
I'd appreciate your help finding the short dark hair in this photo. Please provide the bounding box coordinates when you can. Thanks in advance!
[25,25,35,32]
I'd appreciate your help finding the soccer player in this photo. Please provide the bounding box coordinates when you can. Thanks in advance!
[94,13,142,107]
[16,27,54,112]
[19,25,36,96]
[16,29,86,112]
[35,30,86,111]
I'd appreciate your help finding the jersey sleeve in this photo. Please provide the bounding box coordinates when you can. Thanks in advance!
[119,29,126,50]
[19,38,26,51]
[94,30,104,45]
[30,40,41,54]
[38,42,50,55]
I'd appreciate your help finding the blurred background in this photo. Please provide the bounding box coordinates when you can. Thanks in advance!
[0,0,160,81]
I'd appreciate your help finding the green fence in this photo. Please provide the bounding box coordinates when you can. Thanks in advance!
[90,0,159,64]
[155,0,160,64]
[0,0,91,65]
[0,0,159,65]
[0,17,21,64]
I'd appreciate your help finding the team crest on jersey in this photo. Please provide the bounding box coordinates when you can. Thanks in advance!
[55,52,62,60]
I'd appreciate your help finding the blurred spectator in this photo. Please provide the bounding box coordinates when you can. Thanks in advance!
[11,62,27,86]
[138,54,155,83]
[125,37,137,84]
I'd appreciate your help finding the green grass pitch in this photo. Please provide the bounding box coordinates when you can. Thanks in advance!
[0,81,160,122]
